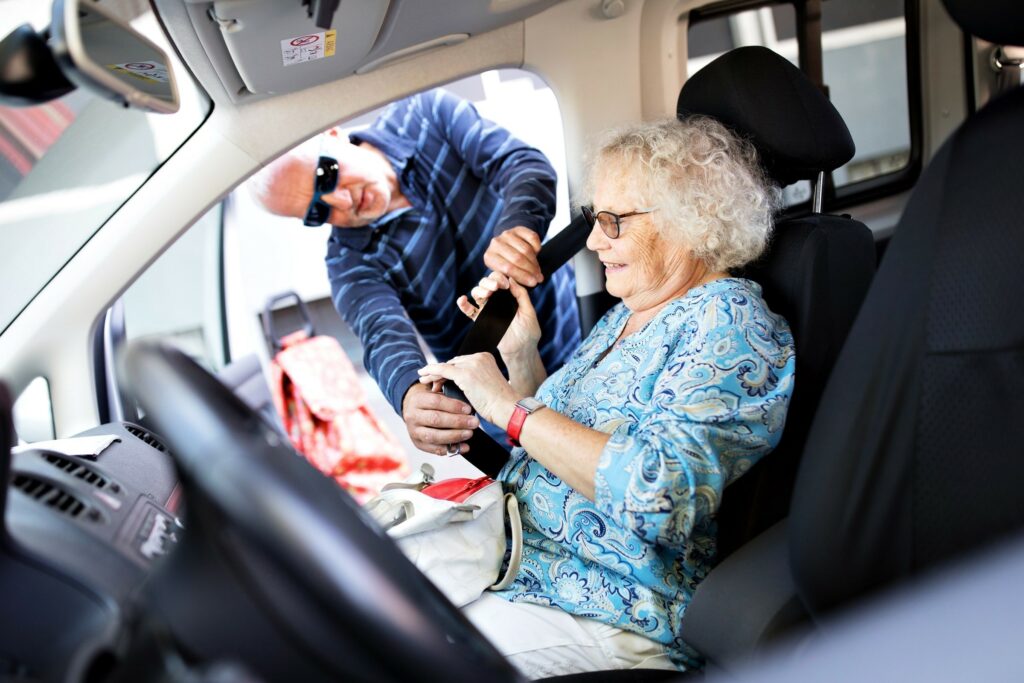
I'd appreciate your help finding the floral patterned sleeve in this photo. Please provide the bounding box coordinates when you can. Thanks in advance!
[593,318,794,549]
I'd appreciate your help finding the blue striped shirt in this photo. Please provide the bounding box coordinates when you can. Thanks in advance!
[325,89,581,414]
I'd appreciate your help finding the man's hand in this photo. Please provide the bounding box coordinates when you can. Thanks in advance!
[401,382,479,456]
[484,227,543,287]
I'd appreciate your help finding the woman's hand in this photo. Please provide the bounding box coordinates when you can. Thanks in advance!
[418,353,521,425]
[458,274,541,359]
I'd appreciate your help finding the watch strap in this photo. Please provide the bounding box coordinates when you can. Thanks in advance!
[506,398,543,447]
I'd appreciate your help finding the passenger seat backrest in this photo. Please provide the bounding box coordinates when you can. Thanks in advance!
[677,46,877,560]
[789,0,1024,617]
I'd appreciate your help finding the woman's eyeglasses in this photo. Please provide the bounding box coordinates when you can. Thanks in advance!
[303,155,340,226]
[581,205,657,239]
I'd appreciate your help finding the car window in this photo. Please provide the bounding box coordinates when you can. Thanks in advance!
[12,376,55,443]
[687,0,912,204]
[120,203,227,372]
[0,2,211,334]
[222,68,571,367]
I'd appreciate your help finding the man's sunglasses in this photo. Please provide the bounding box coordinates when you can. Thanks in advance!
[581,205,657,239]
[303,155,340,226]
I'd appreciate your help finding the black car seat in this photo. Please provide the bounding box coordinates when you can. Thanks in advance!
[676,46,877,561]
[788,0,1024,618]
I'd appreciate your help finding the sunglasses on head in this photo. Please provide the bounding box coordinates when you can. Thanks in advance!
[581,205,658,239]
[303,155,340,227]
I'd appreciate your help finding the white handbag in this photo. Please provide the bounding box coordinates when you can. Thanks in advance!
[364,464,523,607]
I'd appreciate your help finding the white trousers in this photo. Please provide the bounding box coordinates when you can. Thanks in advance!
[464,593,681,679]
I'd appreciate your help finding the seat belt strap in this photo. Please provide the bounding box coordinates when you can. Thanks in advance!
[445,214,591,477]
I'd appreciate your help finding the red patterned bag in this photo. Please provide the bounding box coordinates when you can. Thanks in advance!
[269,329,407,503]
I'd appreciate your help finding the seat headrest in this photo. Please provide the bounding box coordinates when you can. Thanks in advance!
[942,0,1024,48]
[677,46,854,187]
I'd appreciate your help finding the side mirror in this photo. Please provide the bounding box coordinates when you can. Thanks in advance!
[49,0,179,113]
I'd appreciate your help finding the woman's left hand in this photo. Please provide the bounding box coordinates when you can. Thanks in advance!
[418,353,520,425]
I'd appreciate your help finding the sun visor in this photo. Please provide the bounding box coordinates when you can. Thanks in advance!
[195,0,389,97]
[180,0,562,101]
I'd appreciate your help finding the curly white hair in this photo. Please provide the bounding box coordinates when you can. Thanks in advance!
[581,116,781,273]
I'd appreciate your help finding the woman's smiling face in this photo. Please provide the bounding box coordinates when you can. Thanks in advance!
[585,162,704,315]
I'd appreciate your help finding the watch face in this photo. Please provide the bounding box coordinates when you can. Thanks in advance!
[517,397,545,413]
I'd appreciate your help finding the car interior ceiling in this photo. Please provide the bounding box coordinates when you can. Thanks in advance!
[3,0,1024,680]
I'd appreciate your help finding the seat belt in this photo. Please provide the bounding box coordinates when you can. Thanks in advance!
[443,214,591,477]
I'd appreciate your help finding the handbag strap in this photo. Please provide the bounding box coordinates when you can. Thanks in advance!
[488,492,523,592]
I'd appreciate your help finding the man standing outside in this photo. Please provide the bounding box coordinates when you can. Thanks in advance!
[253,88,580,457]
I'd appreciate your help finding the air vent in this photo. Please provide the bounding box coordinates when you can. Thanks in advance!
[12,474,101,521]
[124,424,169,454]
[42,453,119,492]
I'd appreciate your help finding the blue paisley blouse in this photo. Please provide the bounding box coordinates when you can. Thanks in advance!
[496,277,795,669]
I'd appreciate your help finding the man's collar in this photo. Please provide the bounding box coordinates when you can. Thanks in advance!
[366,206,414,229]
[329,206,415,250]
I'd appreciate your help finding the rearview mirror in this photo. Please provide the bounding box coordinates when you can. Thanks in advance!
[50,0,179,113]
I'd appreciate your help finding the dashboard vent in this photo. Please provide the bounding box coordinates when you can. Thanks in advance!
[42,453,119,492]
[124,424,169,454]
[12,474,100,521]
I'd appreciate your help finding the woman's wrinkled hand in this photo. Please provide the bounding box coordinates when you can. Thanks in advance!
[457,274,541,359]
[418,353,520,425]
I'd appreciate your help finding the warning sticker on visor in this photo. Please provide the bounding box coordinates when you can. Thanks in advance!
[281,30,337,66]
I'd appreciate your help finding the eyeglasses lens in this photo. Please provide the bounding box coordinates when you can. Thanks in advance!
[314,158,338,192]
[596,212,619,238]
[303,156,339,227]
[582,206,620,238]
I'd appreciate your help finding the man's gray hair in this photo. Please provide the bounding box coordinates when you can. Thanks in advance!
[581,117,781,273]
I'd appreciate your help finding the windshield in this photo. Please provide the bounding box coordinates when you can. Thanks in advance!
[0,0,210,333]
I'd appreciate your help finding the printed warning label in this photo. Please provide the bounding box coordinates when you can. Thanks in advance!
[281,30,337,66]
[106,62,170,83]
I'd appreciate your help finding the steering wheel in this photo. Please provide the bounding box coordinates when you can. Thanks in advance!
[121,340,520,682]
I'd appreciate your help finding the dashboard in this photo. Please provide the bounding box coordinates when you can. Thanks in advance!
[1,421,180,681]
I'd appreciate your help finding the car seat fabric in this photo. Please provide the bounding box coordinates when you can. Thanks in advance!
[722,214,875,555]
[677,46,876,560]
[789,83,1024,616]
[217,354,285,437]
[942,0,1024,49]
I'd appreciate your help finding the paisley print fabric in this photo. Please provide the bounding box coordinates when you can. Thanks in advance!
[495,278,795,669]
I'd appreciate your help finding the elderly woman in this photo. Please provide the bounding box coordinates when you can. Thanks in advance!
[419,117,795,677]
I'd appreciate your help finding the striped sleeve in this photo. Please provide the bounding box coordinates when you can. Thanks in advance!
[326,251,426,415]
[427,90,557,237]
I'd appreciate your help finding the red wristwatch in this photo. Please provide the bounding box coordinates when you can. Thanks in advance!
[506,397,545,447]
